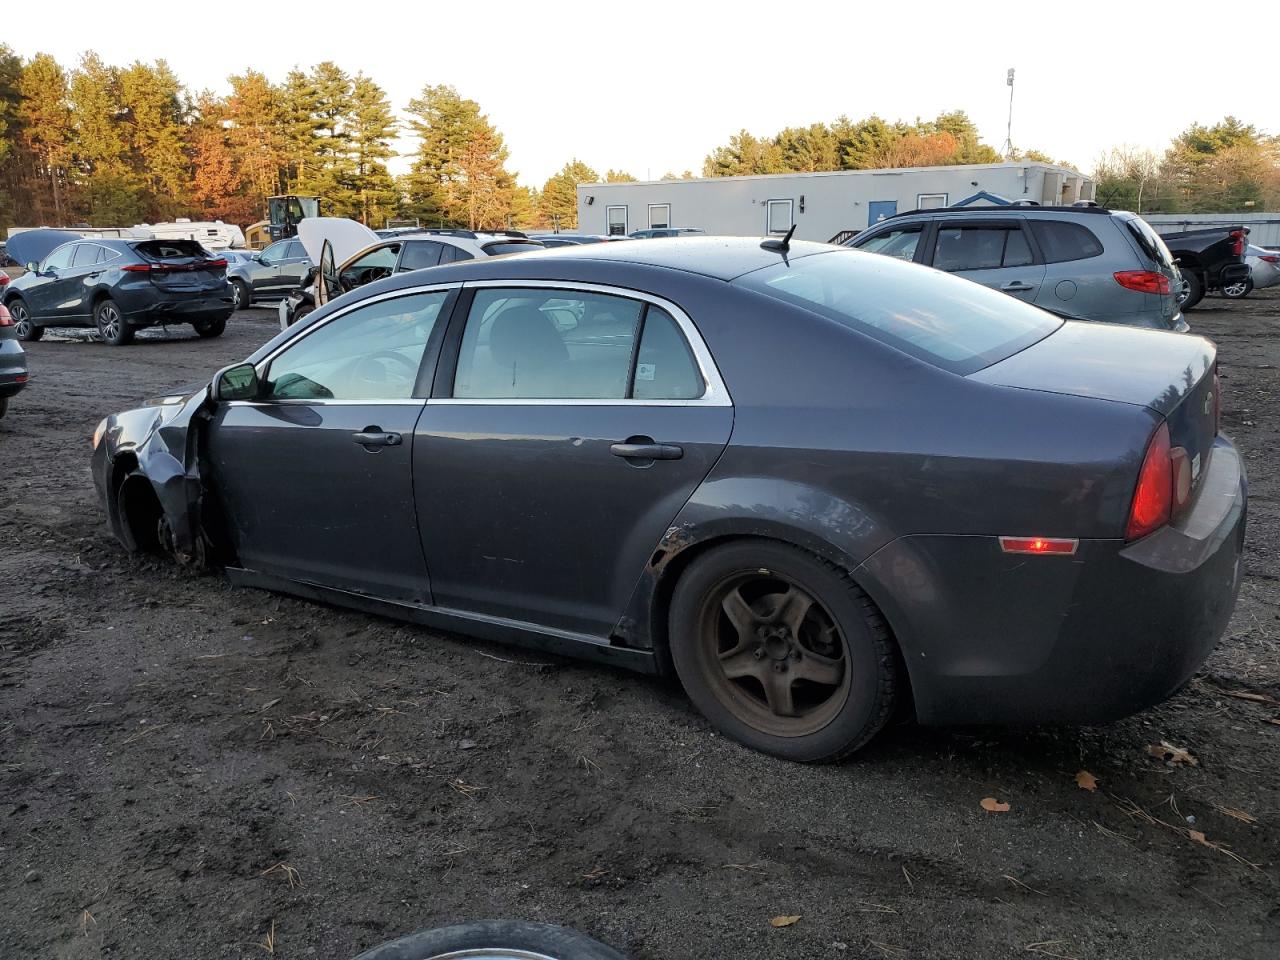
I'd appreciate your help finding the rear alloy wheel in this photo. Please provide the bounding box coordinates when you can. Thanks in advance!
[1178,270,1204,311]
[351,921,628,960]
[231,279,250,311]
[1222,278,1253,299]
[192,316,227,338]
[95,298,134,346]
[670,541,898,762]
[8,299,42,341]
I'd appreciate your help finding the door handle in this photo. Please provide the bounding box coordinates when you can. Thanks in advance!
[352,429,402,448]
[1001,281,1035,292]
[610,441,683,461]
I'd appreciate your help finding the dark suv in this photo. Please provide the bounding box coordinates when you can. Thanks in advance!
[2,233,234,345]
[847,206,1186,332]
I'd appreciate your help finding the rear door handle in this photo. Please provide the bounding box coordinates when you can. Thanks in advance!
[1001,281,1035,292]
[610,442,683,461]
[352,430,402,448]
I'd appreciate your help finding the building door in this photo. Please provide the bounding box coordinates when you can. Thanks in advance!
[868,200,897,227]
[606,205,628,236]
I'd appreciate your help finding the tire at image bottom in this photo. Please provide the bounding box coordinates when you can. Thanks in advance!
[350,920,629,960]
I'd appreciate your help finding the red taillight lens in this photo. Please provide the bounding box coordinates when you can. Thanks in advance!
[1261,255,1279,264]
[1114,270,1171,295]
[121,263,152,273]
[0,273,9,285]
[1230,229,1246,257]
[1127,422,1173,540]
[999,536,1079,555]
[0,304,11,327]
[205,258,227,268]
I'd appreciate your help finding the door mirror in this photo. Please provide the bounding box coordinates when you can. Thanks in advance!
[25,261,38,273]
[212,362,260,402]
[257,255,270,266]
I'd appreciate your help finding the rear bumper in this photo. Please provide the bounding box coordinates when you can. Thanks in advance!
[858,435,1246,726]
[122,288,234,326]
[0,339,27,398]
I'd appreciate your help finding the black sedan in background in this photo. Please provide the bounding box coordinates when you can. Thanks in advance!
[89,238,1245,761]
[2,229,234,345]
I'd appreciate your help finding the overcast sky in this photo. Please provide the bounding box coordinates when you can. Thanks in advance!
[10,1,1270,186]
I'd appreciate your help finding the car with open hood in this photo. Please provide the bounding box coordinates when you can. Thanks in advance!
[279,220,545,328]
[2,229,234,345]
[90,236,1245,762]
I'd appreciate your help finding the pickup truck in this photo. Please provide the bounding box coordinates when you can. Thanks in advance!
[1159,226,1251,310]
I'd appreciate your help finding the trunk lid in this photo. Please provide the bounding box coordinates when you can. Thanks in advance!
[132,240,227,292]
[972,320,1218,482]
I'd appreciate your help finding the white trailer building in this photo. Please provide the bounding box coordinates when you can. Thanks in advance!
[575,162,1094,242]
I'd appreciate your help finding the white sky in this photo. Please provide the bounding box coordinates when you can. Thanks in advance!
[10,1,1270,187]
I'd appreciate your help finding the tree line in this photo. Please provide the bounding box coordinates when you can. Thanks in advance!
[0,47,1275,237]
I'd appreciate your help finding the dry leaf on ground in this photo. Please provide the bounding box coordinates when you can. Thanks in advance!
[770,915,801,928]
[1146,741,1198,766]
[1215,806,1258,824]
[981,797,1011,812]
[1075,770,1098,791]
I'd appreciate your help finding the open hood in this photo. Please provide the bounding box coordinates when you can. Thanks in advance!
[297,218,379,267]
[7,229,83,267]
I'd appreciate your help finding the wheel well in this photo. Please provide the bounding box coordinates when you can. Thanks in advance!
[111,456,163,553]
[91,288,114,310]
[649,534,914,712]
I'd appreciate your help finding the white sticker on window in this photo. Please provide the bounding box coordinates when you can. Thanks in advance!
[636,363,656,381]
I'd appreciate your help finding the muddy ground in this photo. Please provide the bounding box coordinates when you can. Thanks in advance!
[1,292,1278,960]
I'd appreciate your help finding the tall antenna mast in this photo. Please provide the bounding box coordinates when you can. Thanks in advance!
[1002,68,1015,159]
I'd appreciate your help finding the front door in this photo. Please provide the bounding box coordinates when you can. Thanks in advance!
[414,283,733,637]
[868,200,897,227]
[25,243,78,321]
[926,219,1046,303]
[204,288,456,601]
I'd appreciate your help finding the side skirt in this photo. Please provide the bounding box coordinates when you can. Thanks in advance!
[224,567,660,675]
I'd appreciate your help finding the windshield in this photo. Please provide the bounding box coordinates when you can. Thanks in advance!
[735,249,1062,375]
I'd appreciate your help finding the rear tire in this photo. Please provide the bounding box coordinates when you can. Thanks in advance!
[231,279,250,311]
[351,921,628,960]
[95,298,133,345]
[1222,277,1253,299]
[8,299,43,341]
[192,316,227,338]
[669,540,899,762]
[1178,270,1204,311]
[288,304,313,328]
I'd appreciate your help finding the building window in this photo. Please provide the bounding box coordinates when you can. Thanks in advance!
[606,205,628,236]
[648,204,671,229]
[765,199,794,236]
[917,193,948,209]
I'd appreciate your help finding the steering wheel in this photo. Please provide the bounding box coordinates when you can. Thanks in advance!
[346,350,420,389]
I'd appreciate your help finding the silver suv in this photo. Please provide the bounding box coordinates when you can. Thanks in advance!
[847,206,1186,332]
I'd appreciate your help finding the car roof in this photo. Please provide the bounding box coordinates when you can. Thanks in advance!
[887,204,1115,221]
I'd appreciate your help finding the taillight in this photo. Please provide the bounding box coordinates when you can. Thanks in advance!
[1230,229,1246,257]
[1114,270,1171,295]
[1261,255,1279,264]
[999,536,1079,555]
[1126,421,1194,540]
[205,258,227,268]
[0,273,9,286]
[1212,365,1221,435]
[121,263,152,273]
[0,304,11,327]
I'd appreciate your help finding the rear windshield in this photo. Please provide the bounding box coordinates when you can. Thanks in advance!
[481,241,543,256]
[1123,216,1175,270]
[735,250,1062,375]
[134,240,212,261]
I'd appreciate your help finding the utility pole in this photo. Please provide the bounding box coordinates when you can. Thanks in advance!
[1002,68,1015,159]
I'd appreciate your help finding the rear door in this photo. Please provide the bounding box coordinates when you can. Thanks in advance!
[278,240,311,290]
[57,242,106,321]
[414,282,733,637]
[204,286,457,600]
[251,240,291,294]
[926,218,1046,303]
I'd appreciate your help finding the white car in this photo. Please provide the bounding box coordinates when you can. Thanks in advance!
[280,220,544,328]
[1223,244,1280,299]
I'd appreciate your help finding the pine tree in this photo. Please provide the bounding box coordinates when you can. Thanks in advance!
[307,62,357,216]
[70,52,144,225]
[540,160,598,230]
[347,73,398,226]
[279,68,322,193]
[119,60,189,219]
[226,70,284,211]
[16,53,72,224]
[0,45,24,227]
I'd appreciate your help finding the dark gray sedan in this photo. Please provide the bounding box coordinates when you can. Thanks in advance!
[89,238,1246,761]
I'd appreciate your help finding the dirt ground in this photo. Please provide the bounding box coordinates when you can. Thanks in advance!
[1,292,1278,960]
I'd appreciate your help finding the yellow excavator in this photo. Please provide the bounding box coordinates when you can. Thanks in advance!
[244,195,321,249]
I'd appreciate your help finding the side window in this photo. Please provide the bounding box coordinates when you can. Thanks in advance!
[340,244,400,289]
[399,241,444,272]
[454,288,644,399]
[1030,221,1104,263]
[71,243,100,267]
[43,244,76,271]
[261,240,289,261]
[633,307,703,400]
[856,226,922,262]
[264,291,447,402]
[283,241,306,260]
[440,245,474,264]
[933,227,1033,271]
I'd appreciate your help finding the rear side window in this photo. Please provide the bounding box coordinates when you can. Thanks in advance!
[633,307,703,400]
[440,245,473,264]
[854,226,922,262]
[1029,220,1104,263]
[736,250,1062,375]
[71,243,100,267]
[933,226,1032,271]
[399,240,444,271]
